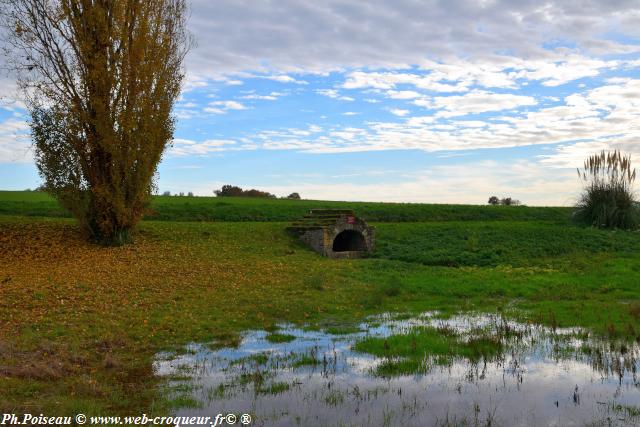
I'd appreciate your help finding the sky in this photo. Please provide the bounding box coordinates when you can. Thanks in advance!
[1,0,640,205]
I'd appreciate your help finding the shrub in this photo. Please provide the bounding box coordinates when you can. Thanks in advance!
[574,150,639,230]
[488,196,500,205]
[286,192,301,200]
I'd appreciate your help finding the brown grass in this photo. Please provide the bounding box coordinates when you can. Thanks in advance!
[0,218,365,413]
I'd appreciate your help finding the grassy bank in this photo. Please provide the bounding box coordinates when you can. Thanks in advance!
[0,191,572,222]
[0,194,639,417]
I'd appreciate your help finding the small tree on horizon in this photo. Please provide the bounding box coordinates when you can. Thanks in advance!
[1,0,193,245]
[488,196,500,205]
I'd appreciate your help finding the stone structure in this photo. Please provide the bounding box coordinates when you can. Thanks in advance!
[287,209,375,258]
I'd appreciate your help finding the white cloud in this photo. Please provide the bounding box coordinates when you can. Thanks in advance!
[386,90,422,99]
[511,56,619,87]
[215,100,246,110]
[169,138,237,156]
[241,94,278,100]
[316,89,354,101]
[224,79,640,156]
[0,118,31,163]
[389,108,410,117]
[203,107,225,114]
[260,75,308,85]
[412,99,432,108]
[336,53,623,103]
[342,71,469,92]
[431,91,538,117]
[453,120,488,128]
[203,100,247,114]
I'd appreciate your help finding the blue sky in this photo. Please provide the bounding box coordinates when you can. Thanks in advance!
[1,0,640,205]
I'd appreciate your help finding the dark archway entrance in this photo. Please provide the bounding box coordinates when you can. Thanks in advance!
[332,230,366,252]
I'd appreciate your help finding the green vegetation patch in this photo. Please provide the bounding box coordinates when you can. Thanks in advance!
[324,325,363,335]
[256,381,290,395]
[373,221,639,267]
[265,333,296,343]
[0,191,572,223]
[291,353,321,368]
[354,327,502,376]
[229,352,271,367]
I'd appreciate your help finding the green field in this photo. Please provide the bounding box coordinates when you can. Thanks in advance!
[1,191,639,416]
[0,190,572,222]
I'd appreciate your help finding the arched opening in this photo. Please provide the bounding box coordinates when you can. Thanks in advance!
[332,230,366,252]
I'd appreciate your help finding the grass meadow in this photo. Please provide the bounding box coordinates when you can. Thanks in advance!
[1,191,639,416]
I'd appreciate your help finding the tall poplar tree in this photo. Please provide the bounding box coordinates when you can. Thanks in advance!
[2,0,192,244]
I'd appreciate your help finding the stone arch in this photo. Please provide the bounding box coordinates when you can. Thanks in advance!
[332,229,366,252]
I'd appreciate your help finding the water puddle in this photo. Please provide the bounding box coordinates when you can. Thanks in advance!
[154,313,640,426]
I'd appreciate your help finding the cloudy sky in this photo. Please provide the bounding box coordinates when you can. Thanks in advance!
[1,0,640,205]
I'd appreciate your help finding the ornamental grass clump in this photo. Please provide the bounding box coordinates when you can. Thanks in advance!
[574,150,639,230]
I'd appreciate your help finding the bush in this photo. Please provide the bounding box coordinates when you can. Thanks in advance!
[574,150,639,230]
[286,192,301,200]
[488,196,500,205]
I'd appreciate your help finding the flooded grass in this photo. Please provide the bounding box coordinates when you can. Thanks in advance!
[256,381,290,395]
[354,326,503,376]
[324,325,364,335]
[155,312,640,426]
[265,332,296,343]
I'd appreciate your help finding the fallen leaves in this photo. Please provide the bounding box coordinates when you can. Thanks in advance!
[0,217,370,413]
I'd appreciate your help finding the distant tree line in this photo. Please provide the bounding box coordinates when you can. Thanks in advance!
[214,185,301,200]
[488,196,521,206]
[161,191,194,197]
[214,185,276,198]
[157,187,301,199]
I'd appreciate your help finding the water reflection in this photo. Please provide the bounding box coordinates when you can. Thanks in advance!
[154,313,640,426]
